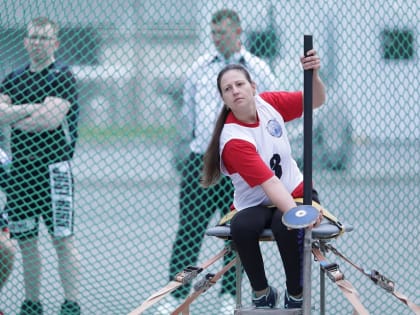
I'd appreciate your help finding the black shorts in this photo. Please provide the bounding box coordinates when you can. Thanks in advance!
[6,160,75,240]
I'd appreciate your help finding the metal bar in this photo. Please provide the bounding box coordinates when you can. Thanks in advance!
[236,255,242,309]
[320,267,326,315]
[302,229,313,315]
[319,241,327,315]
[303,38,314,204]
[302,34,314,315]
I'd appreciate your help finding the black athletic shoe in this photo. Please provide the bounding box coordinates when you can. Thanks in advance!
[284,291,303,309]
[59,300,81,315]
[19,300,43,315]
[252,285,279,308]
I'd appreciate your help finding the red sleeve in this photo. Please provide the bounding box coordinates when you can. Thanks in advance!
[259,91,303,122]
[222,139,274,187]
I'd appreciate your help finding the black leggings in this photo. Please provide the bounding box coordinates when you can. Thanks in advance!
[230,192,319,296]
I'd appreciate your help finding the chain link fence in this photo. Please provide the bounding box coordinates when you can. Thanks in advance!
[0,0,418,314]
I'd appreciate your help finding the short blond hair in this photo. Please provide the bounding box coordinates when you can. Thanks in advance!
[211,9,241,27]
[27,16,59,37]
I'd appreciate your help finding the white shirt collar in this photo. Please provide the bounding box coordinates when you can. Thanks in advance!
[214,47,247,65]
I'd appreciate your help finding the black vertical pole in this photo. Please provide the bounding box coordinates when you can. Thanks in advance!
[303,35,313,204]
[302,34,314,315]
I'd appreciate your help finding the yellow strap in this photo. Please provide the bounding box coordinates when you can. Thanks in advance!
[219,198,345,237]
[218,210,237,226]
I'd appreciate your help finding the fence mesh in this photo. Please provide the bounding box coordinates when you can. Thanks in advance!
[0,1,418,314]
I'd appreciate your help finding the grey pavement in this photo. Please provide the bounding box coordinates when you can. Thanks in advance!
[0,138,418,315]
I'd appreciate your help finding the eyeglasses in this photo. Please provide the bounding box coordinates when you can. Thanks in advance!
[27,35,56,41]
[211,30,228,38]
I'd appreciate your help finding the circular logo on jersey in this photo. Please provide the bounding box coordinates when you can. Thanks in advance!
[266,119,282,137]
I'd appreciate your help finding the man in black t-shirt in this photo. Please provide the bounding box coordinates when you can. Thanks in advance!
[0,17,81,315]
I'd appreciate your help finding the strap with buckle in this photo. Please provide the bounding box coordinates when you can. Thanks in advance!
[312,243,370,315]
[171,258,237,315]
[319,261,345,282]
[370,270,395,293]
[192,273,215,292]
[128,247,230,315]
[325,243,420,315]
[174,266,203,284]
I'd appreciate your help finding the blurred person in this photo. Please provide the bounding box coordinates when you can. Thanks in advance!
[0,146,14,301]
[201,52,325,309]
[0,17,81,315]
[1,211,15,315]
[159,8,278,314]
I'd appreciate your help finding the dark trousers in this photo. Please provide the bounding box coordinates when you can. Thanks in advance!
[230,191,320,296]
[169,153,235,299]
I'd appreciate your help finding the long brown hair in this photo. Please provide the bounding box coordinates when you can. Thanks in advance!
[201,64,253,187]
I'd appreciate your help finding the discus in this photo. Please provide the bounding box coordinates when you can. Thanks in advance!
[282,205,319,229]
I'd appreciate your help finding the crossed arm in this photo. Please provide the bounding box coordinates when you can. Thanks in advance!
[0,94,70,132]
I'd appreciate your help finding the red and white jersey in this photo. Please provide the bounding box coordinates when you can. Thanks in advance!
[220,92,303,211]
